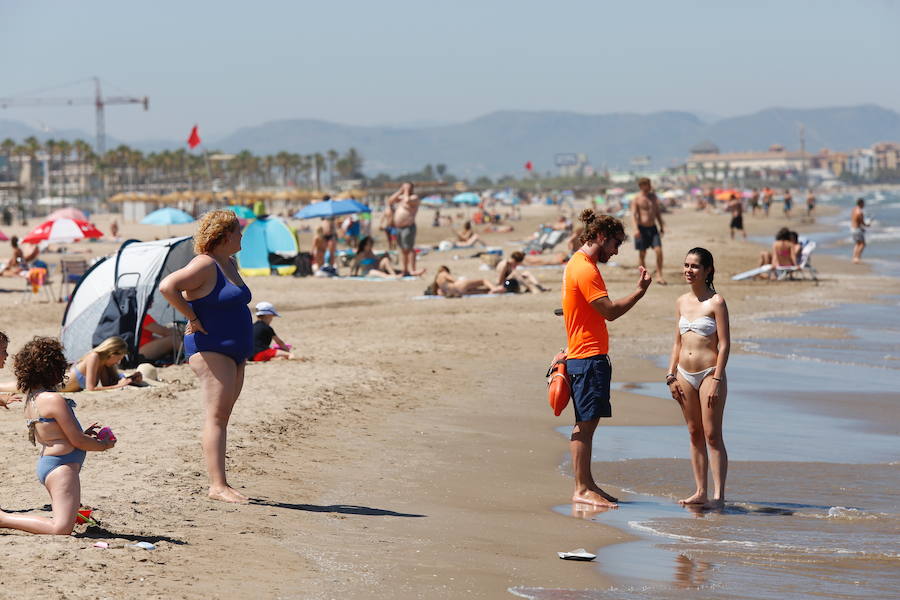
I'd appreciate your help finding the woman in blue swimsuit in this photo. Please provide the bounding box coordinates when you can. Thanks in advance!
[350,236,400,278]
[160,210,253,504]
[666,248,731,510]
[0,337,115,535]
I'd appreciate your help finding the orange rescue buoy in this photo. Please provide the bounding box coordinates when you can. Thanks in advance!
[546,350,570,416]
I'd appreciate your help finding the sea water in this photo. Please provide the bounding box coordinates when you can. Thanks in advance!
[514,299,900,600]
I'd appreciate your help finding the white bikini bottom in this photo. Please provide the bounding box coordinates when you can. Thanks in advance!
[677,365,716,391]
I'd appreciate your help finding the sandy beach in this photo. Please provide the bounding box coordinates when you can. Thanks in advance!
[0,201,897,599]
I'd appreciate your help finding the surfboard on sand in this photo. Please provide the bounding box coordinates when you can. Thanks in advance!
[732,264,773,280]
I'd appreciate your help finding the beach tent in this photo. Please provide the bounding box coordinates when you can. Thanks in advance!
[236,216,298,276]
[141,207,195,225]
[225,205,256,219]
[60,236,195,367]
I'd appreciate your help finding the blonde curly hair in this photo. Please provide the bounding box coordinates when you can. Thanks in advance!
[193,209,240,254]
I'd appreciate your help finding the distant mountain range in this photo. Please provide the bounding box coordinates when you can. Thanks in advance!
[3,104,900,176]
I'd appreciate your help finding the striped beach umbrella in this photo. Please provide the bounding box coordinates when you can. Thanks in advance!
[21,218,104,244]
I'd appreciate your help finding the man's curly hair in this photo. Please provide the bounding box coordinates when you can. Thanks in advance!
[578,209,626,245]
[193,209,239,254]
[14,336,69,393]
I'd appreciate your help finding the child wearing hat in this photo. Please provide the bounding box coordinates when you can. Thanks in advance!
[250,302,294,361]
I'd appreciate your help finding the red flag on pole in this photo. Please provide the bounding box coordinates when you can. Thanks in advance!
[187,125,201,149]
[524,160,533,171]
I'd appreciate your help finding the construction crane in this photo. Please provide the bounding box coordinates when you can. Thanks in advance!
[0,77,149,155]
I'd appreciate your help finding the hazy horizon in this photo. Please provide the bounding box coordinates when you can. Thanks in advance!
[2,0,898,143]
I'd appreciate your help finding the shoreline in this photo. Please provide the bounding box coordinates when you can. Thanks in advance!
[0,200,897,598]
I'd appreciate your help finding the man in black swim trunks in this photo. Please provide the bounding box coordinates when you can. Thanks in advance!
[727,193,746,240]
[631,177,667,284]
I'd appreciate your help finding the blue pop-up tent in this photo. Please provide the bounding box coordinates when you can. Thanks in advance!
[452,192,480,206]
[237,216,298,276]
[141,207,195,225]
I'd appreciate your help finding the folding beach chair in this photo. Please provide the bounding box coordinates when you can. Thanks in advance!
[59,258,89,301]
[774,241,818,282]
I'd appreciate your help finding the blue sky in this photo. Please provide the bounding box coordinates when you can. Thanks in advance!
[2,0,898,142]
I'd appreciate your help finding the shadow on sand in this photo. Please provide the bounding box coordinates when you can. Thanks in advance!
[77,525,188,545]
[250,498,425,518]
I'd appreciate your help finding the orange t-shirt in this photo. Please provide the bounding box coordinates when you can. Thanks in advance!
[562,251,609,358]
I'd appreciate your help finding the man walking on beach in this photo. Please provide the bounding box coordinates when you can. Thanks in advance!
[727,194,746,240]
[631,177,667,284]
[389,182,422,276]
[851,198,867,264]
[563,209,651,507]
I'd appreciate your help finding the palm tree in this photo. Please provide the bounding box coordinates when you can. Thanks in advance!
[313,153,325,191]
[22,136,42,206]
[72,139,93,200]
[326,149,338,186]
[57,139,72,197]
[1,138,16,181]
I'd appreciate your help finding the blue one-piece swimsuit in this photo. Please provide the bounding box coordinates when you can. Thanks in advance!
[183,262,253,364]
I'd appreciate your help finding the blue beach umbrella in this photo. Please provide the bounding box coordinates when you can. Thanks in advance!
[141,207,195,225]
[225,205,256,219]
[293,199,371,220]
[452,192,480,206]
[421,195,445,208]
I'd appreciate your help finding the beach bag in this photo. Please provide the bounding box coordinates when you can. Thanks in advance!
[546,350,570,417]
[292,252,314,277]
[92,286,139,366]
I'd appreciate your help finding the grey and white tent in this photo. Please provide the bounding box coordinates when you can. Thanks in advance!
[61,236,195,364]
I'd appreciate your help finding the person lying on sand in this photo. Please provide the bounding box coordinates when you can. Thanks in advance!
[426,266,505,297]
[497,251,549,293]
[59,336,142,392]
[0,336,116,535]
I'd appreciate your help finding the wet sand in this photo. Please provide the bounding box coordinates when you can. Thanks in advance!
[0,200,897,598]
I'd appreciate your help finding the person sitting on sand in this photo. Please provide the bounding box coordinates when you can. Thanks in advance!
[59,336,142,393]
[250,302,295,361]
[350,236,403,278]
[666,248,730,510]
[138,296,183,362]
[0,336,116,535]
[0,331,20,408]
[426,266,505,297]
[1,236,39,276]
[451,221,485,248]
[496,251,549,293]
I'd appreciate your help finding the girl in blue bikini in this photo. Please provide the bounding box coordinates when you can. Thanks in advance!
[666,248,731,510]
[0,336,115,535]
[160,210,253,504]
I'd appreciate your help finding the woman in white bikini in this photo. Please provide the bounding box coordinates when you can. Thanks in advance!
[666,247,730,509]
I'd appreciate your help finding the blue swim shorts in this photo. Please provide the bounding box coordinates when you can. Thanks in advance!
[567,354,612,421]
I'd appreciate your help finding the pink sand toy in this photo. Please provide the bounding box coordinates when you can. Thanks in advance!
[97,426,117,442]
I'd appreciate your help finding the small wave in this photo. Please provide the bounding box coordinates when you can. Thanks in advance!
[629,520,900,558]
[826,506,892,520]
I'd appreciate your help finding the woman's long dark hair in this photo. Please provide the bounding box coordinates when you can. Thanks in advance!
[686,247,715,293]
[356,235,373,256]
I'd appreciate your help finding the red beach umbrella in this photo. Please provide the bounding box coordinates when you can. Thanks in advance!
[0,230,8,242]
[47,207,88,221]
[21,218,104,244]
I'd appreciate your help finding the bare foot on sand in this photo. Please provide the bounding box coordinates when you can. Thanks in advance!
[679,492,708,505]
[573,490,618,508]
[209,486,250,504]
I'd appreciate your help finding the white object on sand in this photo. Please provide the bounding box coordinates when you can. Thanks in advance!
[557,548,596,561]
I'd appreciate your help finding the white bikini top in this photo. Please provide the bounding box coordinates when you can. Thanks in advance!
[679,315,717,337]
